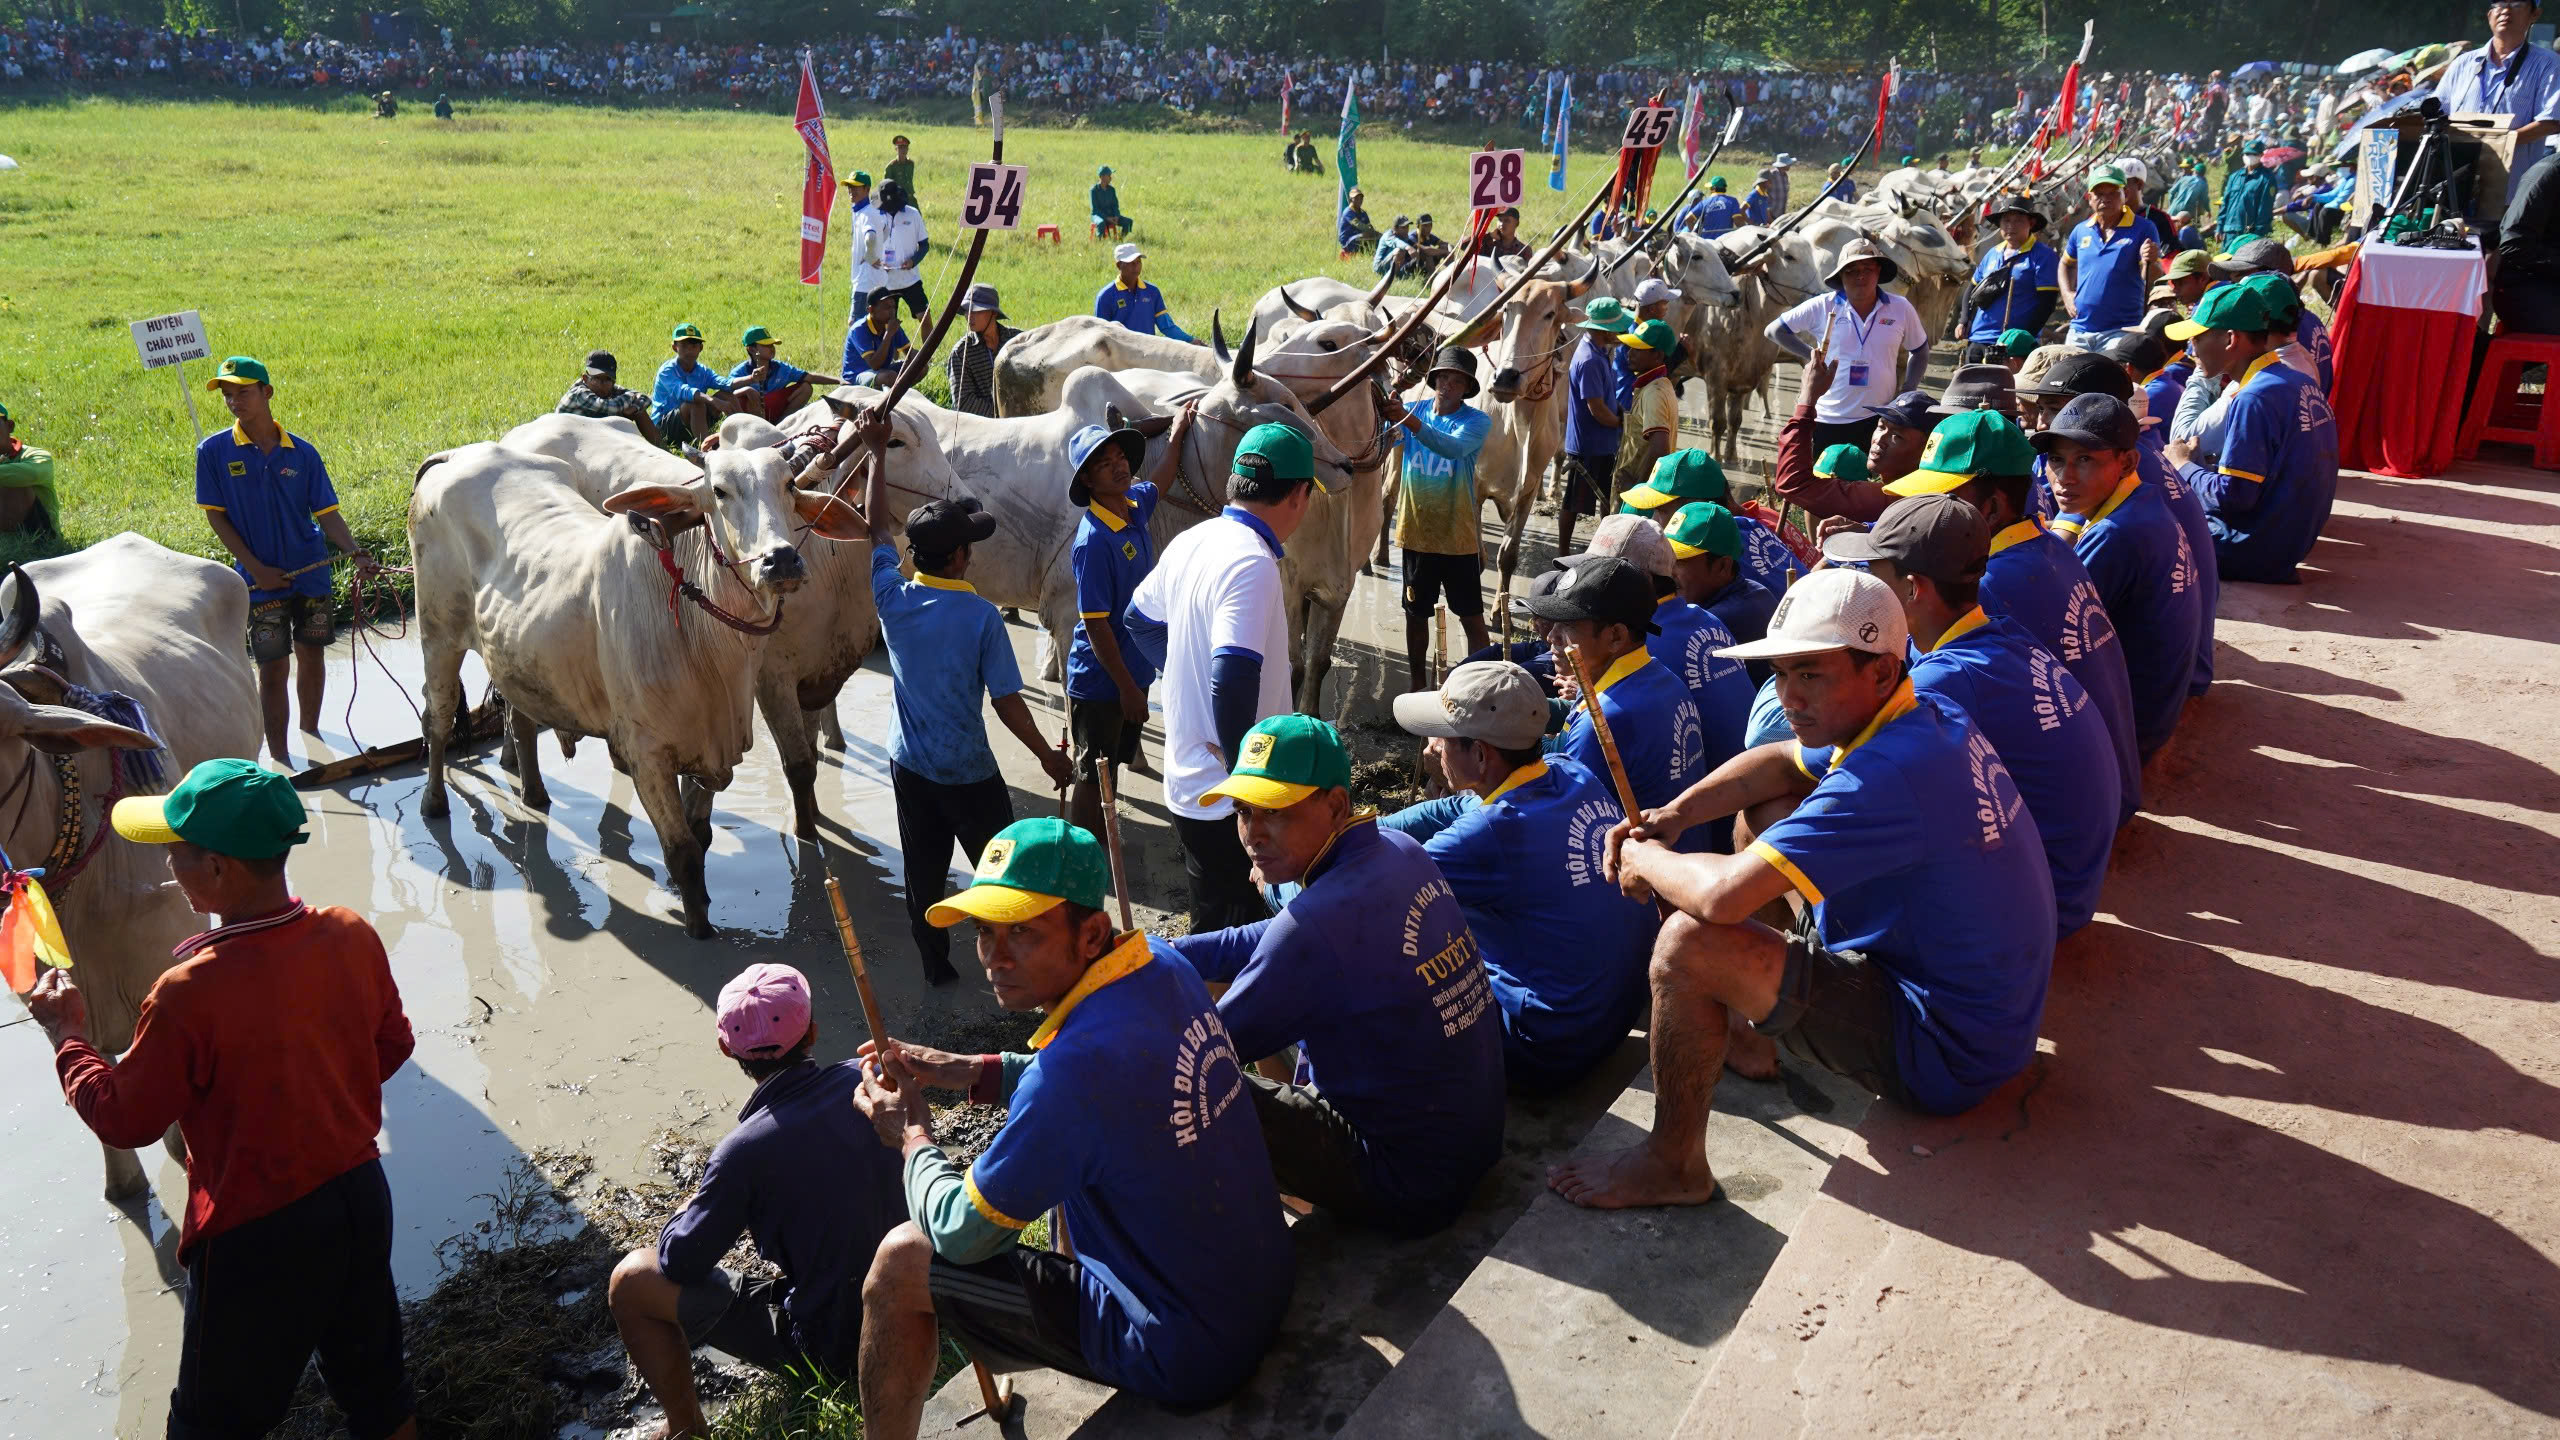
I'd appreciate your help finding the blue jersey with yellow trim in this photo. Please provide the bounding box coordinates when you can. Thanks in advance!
[1066,483,1161,702]
[194,425,339,601]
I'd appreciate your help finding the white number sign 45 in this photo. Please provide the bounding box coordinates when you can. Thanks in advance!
[962,162,1027,230]
[1469,149,1526,211]
[1621,106,1677,150]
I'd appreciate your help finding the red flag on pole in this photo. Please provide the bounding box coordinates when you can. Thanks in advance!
[793,52,834,287]
[2056,20,2094,140]
[1281,69,1292,133]
[1873,59,1899,150]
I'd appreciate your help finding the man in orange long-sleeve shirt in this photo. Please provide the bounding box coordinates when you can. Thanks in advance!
[27,758,419,1440]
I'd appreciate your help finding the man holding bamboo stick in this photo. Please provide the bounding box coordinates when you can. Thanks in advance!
[1527,558,1706,835]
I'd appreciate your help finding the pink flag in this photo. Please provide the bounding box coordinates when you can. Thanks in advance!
[1281,69,1292,133]
[793,52,834,286]
[1680,82,1705,179]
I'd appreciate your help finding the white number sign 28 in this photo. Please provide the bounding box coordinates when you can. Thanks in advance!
[1469,149,1526,211]
[961,162,1027,230]
[1620,106,1677,150]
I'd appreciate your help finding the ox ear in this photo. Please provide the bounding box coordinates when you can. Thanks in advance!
[793,486,871,543]
[1,662,70,708]
[602,482,706,526]
[0,691,157,755]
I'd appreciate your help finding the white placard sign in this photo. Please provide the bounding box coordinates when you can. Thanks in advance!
[1469,148,1527,211]
[961,162,1027,230]
[1620,106,1677,150]
[2358,129,2400,226]
[130,310,210,370]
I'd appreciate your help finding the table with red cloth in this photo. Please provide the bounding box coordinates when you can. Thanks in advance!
[2327,241,2488,478]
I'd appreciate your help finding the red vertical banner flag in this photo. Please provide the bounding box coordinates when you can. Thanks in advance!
[1873,58,1899,150]
[793,51,834,286]
[1280,69,1292,132]
[2057,19,2094,138]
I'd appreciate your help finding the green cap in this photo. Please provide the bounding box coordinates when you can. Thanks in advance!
[844,169,873,187]
[1707,175,1728,191]
[0,402,10,420]
[1814,443,1870,483]
[2164,282,2278,341]
[1576,297,1634,335]
[926,818,1110,927]
[1097,165,1114,176]
[2237,269,2301,322]
[1663,501,1741,560]
[1885,410,2037,496]
[1620,449,1730,511]
[2086,165,2127,190]
[207,355,271,390]
[741,324,776,347]
[2243,139,2265,155]
[670,322,704,343]
[110,758,308,860]
[1997,327,2039,358]
[1200,715,1352,811]
[1235,422,1325,492]
[1622,317,1678,353]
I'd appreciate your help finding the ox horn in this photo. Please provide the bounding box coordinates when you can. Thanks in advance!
[1280,286,1322,322]
[1365,269,1396,309]
[0,565,36,669]
[1211,310,1231,365]
[1231,319,1258,389]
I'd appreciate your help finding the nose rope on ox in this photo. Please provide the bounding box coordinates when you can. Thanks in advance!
[639,516,788,636]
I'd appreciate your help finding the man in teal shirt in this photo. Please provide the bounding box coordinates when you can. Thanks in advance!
[2218,141,2277,242]
[1090,165,1132,238]
[1390,346,1494,689]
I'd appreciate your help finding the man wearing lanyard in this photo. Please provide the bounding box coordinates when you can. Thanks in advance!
[2437,0,2560,211]
[2059,166,2160,343]
[1765,238,1930,455]
[1961,193,2061,366]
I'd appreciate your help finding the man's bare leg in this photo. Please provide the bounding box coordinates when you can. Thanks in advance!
[606,1248,707,1437]
[1549,912,1786,1209]
[1722,795,1804,1081]
[295,641,328,735]
[257,656,292,765]
[859,1224,945,1440]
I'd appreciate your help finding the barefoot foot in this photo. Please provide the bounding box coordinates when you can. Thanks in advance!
[1548,1142,1720,1210]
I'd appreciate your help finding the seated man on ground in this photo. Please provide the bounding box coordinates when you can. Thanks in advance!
[0,400,59,535]
[1090,165,1133,239]
[1550,569,2057,1209]
[2164,283,2339,585]
[843,291,914,389]
[1619,449,1801,598]
[1395,662,1658,1092]
[1338,187,1381,254]
[1826,497,2123,934]
[2040,394,2202,764]
[1530,558,1708,831]
[652,322,744,448]
[1574,513,1751,781]
[1169,717,1506,1236]
[1374,215,1420,278]
[1665,502,1777,682]
[556,350,665,447]
[1409,213,1454,273]
[853,819,1292,1439]
[1772,361,1934,525]
[728,325,842,423]
[609,965,906,1436]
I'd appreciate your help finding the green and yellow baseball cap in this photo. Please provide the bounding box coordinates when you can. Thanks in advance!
[670,322,705,343]
[2164,282,2278,341]
[1621,448,1730,512]
[1576,296,1633,335]
[111,758,308,859]
[842,169,874,188]
[1620,317,1678,353]
[1885,410,2037,496]
[1234,422,1326,493]
[206,356,271,390]
[741,324,776,348]
[1664,500,1741,560]
[1815,443,1869,483]
[926,817,1110,927]
[1200,714,1352,811]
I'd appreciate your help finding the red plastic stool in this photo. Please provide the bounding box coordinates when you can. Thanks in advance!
[1035,224,1060,243]
[2456,332,2560,470]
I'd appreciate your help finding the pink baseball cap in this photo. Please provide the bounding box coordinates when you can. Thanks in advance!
[716,963,812,1057]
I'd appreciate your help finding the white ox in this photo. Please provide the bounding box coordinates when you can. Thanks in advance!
[0,538,261,1198]
[410,438,861,937]
[1696,225,1825,463]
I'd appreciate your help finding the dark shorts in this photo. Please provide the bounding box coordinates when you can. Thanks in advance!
[1068,695,1141,783]
[247,593,335,665]
[677,1266,822,1375]
[1242,1072,1384,1227]
[927,1248,1103,1383]
[1402,549,1484,618]
[1561,451,1617,518]
[169,1159,412,1440]
[1752,921,1916,1110]
[659,410,705,447]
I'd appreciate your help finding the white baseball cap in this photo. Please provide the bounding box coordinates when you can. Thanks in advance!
[1630,277,1677,307]
[1391,661,1549,750]
[1113,242,1144,264]
[1716,567,1908,662]
[1560,512,1675,579]
[2116,157,2149,183]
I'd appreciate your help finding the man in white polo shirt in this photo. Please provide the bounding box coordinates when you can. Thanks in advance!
[1126,424,1319,932]
[1764,237,1930,457]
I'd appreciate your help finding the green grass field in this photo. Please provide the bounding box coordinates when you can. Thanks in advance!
[1,95,1793,578]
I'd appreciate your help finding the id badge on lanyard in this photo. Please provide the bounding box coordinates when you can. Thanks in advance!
[1846,361,1872,389]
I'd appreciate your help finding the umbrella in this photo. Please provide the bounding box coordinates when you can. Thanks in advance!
[2337,47,2395,74]
[2261,145,2305,164]
[2233,60,2282,80]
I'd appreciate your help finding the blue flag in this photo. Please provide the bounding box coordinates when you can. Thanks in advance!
[1549,77,1571,191]
[1540,72,1557,147]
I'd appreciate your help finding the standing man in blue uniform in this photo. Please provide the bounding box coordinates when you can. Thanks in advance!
[1560,299,1631,559]
[195,355,378,768]
[1064,419,1169,837]
[2059,166,2160,344]
[1169,716,1507,1236]
[1549,568,2055,1210]
[1391,347,1494,689]
[2041,394,2201,765]
[852,819,1292,1438]
[1962,194,2059,365]
[1395,662,1657,1091]
[2166,284,2338,584]
[1685,175,1743,236]
[1095,243,1195,342]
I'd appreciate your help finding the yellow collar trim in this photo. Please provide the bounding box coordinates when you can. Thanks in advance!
[1484,759,1549,805]
[1299,811,1379,883]
[914,572,977,593]
[1922,606,1990,654]
[1836,677,1919,760]
[2086,473,2142,526]
[228,423,295,450]
[1591,647,1652,698]
[1086,500,1130,532]
[1028,931,1153,1050]
[1989,518,2044,555]
[1115,279,1141,292]
[2240,350,2282,387]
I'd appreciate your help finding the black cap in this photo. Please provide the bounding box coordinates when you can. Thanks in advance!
[1824,495,1989,585]
[908,497,997,557]
[584,350,617,378]
[1416,212,1436,225]
[2098,330,2169,378]
[1527,557,1661,635]
[2018,350,2133,401]
[2030,394,2141,454]
[1873,391,1939,432]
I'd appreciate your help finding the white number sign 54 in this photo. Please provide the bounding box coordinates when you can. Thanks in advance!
[1621,106,1677,150]
[1469,149,1526,211]
[961,162,1027,230]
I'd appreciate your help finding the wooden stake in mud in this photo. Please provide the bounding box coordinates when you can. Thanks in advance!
[1434,601,1449,688]
[1096,764,1136,932]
